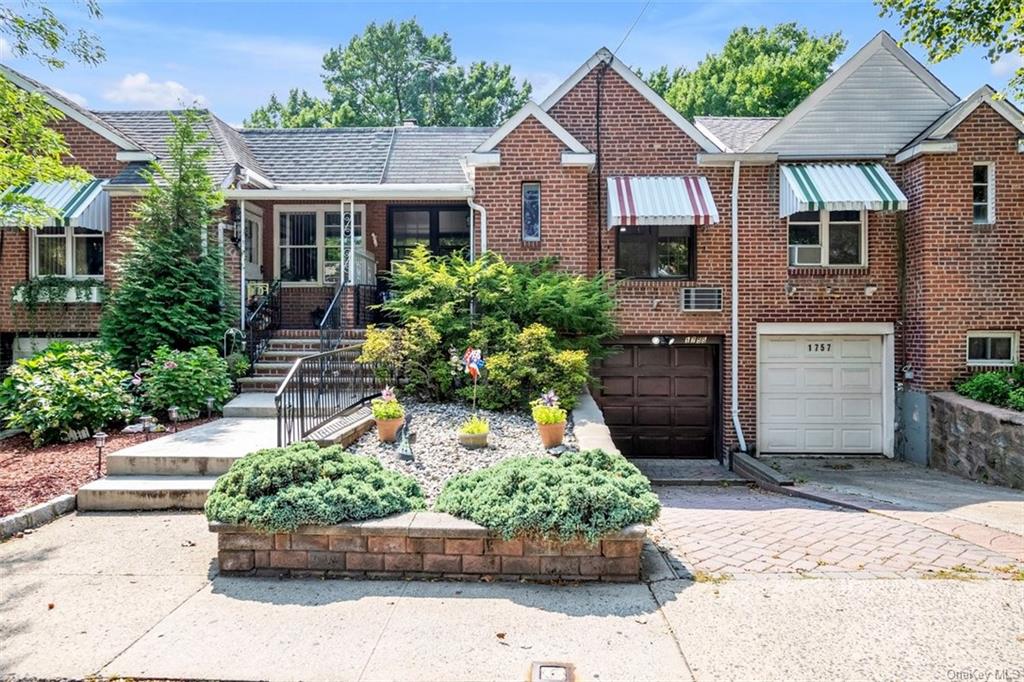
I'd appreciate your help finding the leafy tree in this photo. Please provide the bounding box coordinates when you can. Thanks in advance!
[0,0,105,226]
[246,18,531,128]
[639,65,683,99]
[658,23,847,118]
[100,110,231,367]
[877,0,1023,100]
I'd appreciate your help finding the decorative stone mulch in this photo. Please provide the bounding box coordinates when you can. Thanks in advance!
[347,401,577,502]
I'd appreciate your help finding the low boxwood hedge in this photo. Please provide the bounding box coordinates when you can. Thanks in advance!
[205,442,425,532]
[435,449,660,542]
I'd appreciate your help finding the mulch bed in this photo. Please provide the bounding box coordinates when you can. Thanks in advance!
[0,418,218,517]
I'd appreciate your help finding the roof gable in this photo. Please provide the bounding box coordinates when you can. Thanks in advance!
[749,32,960,156]
[475,101,589,154]
[0,64,147,152]
[540,48,720,153]
[919,85,1024,141]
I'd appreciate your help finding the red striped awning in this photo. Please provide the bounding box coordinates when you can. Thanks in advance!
[606,176,720,227]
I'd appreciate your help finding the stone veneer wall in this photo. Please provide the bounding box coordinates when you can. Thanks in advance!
[212,511,644,582]
[929,392,1024,489]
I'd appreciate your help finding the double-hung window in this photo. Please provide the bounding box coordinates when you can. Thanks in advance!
[522,183,541,242]
[972,163,995,225]
[32,225,103,278]
[966,331,1018,367]
[616,225,695,279]
[278,212,318,283]
[788,209,866,267]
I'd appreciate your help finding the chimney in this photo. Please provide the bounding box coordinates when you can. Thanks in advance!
[402,118,418,128]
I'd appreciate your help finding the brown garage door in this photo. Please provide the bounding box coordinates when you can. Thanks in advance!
[594,342,718,458]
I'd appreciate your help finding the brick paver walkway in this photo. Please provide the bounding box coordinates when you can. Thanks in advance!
[651,486,1022,580]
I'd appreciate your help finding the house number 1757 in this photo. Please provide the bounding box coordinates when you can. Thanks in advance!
[808,343,832,352]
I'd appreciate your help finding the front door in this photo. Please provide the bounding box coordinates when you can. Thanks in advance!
[387,205,471,268]
[244,213,262,281]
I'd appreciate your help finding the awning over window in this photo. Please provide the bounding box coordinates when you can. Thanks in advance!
[607,176,720,227]
[779,164,907,216]
[3,179,110,231]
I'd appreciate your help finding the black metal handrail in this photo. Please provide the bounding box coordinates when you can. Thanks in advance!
[318,285,346,354]
[246,279,281,369]
[319,283,379,354]
[274,343,385,446]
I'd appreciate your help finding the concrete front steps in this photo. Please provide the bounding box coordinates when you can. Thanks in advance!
[237,328,366,394]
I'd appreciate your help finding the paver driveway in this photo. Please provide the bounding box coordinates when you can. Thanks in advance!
[651,485,1022,579]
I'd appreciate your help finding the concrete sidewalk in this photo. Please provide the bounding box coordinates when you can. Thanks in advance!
[2,504,1021,682]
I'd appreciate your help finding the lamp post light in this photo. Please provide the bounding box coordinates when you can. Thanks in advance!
[206,397,215,419]
[93,431,108,477]
[140,414,153,441]
[168,406,179,433]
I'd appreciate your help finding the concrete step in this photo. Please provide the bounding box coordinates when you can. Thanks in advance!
[77,476,217,510]
[223,393,277,418]
[238,376,284,392]
[107,451,241,476]
[253,361,360,376]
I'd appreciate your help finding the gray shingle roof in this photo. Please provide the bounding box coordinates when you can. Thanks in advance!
[383,127,494,183]
[695,116,780,153]
[238,128,392,185]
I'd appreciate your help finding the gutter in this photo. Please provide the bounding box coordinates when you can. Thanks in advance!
[730,160,748,454]
[223,183,473,200]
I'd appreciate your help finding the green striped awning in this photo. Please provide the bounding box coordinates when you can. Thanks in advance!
[779,164,908,216]
[3,179,110,230]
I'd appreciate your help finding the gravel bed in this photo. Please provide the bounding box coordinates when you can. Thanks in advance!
[348,401,577,502]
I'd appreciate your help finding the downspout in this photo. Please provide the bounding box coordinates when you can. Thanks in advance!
[595,59,609,272]
[730,160,748,454]
[467,198,487,256]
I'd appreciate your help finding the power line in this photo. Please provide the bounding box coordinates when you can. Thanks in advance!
[613,0,652,57]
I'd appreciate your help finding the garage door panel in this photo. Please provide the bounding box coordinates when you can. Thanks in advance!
[595,342,717,459]
[759,334,884,454]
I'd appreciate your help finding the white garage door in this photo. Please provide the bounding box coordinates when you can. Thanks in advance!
[758,335,883,454]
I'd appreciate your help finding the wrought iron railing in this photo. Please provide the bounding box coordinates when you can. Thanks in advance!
[275,343,384,446]
[318,283,379,354]
[245,279,281,369]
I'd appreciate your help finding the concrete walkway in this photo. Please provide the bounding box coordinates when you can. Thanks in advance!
[3,492,1022,681]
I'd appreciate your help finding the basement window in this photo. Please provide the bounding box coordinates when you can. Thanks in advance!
[966,331,1018,367]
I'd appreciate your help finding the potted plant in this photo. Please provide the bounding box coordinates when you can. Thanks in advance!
[458,414,489,449]
[371,386,405,443]
[532,390,567,448]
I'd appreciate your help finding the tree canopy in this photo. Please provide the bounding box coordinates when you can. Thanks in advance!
[246,18,531,128]
[877,0,1023,101]
[0,0,105,226]
[648,23,847,119]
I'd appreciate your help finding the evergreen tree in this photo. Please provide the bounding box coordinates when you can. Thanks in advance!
[100,110,230,367]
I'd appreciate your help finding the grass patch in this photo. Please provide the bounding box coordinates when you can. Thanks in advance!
[921,564,979,581]
[993,564,1024,581]
[692,571,731,584]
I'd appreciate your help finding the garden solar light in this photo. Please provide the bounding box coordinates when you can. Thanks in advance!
[93,431,107,476]
[140,415,153,440]
[168,406,179,432]
[206,396,215,418]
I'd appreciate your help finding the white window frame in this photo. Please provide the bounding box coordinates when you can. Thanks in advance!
[972,162,995,225]
[966,330,1018,367]
[787,208,867,268]
[29,224,104,280]
[272,204,366,287]
[522,182,541,242]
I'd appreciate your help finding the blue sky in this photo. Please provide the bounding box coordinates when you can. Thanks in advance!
[2,1,1018,125]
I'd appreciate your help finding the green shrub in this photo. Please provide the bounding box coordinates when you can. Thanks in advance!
[435,449,661,542]
[956,371,1012,406]
[204,442,425,532]
[459,415,489,434]
[0,342,136,445]
[140,346,234,419]
[224,352,251,381]
[1007,388,1024,412]
[476,324,589,411]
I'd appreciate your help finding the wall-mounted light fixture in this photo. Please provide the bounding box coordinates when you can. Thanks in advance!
[864,283,878,296]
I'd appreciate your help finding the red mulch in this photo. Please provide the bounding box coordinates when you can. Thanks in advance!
[0,418,218,517]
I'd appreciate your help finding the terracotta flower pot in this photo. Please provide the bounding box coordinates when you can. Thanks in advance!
[376,417,404,443]
[537,421,565,448]
[458,431,488,450]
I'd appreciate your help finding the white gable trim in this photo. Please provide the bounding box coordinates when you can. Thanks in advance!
[749,32,960,153]
[540,48,721,153]
[464,152,501,168]
[894,140,958,164]
[476,101,590,154]
[0,64,146,152]
[115,150,157,162]
[928,86,1024,139]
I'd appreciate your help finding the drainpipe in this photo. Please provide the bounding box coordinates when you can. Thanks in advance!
[730,160,748,454]
[467,198,487,257]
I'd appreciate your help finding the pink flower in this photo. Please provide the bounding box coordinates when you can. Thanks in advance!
[163,361,178,370]
[380,385,396,402]
[131,373,142,386]
[540,390,559,407]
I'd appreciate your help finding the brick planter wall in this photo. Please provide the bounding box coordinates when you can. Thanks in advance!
[211,511,644,582]
[929,392,1024,489]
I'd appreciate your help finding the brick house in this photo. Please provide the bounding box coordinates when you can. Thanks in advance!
[1,31,1021,463]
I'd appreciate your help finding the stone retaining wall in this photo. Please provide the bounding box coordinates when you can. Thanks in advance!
[929,392,1024,489]
[211,511,644,582]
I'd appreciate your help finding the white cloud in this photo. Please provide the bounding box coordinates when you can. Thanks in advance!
[991,52,1024,77]
[104,72,208,108]
[0,37,9,59]
[55,88,88,107]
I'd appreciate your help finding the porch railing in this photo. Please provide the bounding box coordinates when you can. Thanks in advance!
[274,343,384,446]
[318,283,380,354]
[245,279,281,369]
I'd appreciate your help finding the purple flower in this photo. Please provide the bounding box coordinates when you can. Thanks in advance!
[381,385,396,402]
[163,361,178,370]
[540,390,559,407]
[131,373,142,386]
